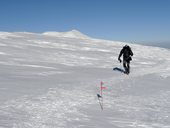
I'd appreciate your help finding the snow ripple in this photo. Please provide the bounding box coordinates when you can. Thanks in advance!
[0,88,95,128]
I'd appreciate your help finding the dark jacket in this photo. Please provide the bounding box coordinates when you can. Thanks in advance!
[118,45,133,62]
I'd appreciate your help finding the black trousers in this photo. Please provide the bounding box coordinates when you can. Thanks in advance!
[123,60,130,73]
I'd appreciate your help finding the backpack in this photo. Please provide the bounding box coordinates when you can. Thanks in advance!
[123,46,132,61]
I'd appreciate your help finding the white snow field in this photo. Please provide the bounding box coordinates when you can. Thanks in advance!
[0,30,170,128]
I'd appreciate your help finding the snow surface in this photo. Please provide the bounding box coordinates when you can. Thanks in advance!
[0,30,170,128]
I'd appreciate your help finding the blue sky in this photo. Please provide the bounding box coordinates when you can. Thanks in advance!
[0,0,170,43]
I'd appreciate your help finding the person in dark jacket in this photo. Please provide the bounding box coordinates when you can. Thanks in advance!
[118,45,133,74]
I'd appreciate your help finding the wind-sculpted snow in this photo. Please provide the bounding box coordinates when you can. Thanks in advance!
[0,31,170,128]
[0,87,95,128]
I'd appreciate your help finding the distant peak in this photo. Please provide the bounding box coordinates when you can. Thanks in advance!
[69,29,83,34]
[70,29,79,32]
[43,30,90,39]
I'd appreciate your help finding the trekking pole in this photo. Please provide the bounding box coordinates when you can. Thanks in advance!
[119,60,122,69]
[119,60,124,73]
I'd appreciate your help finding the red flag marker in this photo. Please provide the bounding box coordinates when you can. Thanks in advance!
[97,81,107,110]
[100,81,106,97]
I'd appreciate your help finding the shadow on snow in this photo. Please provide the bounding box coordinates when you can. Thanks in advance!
[113,67,125,73]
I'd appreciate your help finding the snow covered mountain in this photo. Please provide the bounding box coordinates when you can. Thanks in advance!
[43,30,90,39]
[0,30,170,128]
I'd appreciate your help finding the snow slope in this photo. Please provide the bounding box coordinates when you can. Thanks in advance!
[0,30,170,128]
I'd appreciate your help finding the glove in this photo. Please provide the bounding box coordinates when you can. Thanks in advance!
[118,58,122,63]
